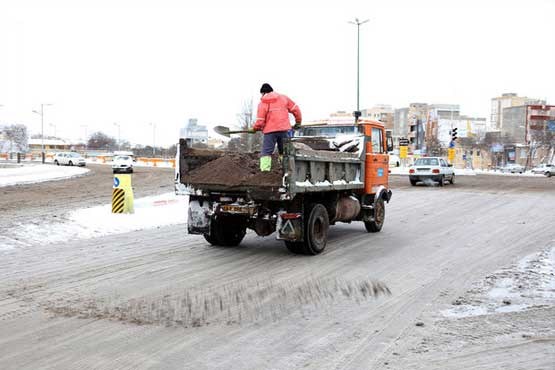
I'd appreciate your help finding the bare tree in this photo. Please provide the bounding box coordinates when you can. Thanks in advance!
[4,124,28,153]
[526,129,554,168]
[87,131,117,150]
[424,135,442,156]
[230,99,262,152]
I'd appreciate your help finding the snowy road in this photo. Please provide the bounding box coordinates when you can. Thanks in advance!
[0,174,554,369]
[0,163,89,187]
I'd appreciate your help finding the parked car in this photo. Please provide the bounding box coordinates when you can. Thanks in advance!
[389,154,400,167]
[531,163,555,177]
[53,152,86,167]
[498,163,525,174]
[409,157,455,186]
[112,155,134,173]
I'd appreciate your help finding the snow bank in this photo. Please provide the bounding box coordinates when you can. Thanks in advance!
[441,245,555,318]
[0,193,188,251]
[0,164,89,187]
[474,169,546,177]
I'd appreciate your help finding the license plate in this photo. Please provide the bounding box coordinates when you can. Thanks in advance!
[220,205,249,214]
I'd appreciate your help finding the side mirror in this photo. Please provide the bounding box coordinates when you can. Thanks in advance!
[448,164,453,167]
[386,137,393,152]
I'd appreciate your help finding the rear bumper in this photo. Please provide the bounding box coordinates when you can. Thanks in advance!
[409,175,442,182]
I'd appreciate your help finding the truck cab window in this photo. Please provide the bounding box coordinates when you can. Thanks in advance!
[371,127,383,153]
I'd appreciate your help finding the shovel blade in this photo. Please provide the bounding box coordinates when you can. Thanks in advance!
[214,125,231,137]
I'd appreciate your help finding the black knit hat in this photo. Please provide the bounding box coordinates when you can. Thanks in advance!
[260,83,273,94]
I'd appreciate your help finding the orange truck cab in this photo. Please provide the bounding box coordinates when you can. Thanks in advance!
[360,120,390,194]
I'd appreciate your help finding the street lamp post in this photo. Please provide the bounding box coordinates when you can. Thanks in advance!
[32,103,52,163]
[349,18,369,122]
[149,122,156,157]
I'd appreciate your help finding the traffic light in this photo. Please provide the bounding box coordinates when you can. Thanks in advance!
[451,127,458,141]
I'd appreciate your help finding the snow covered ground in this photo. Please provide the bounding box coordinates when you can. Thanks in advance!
[0,192,188,251]
[441,245,555,318]
[0,163,89,187]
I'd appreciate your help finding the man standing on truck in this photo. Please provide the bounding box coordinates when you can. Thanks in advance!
[253,83,302,171]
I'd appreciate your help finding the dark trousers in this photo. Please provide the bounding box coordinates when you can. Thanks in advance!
[261,131,289,156]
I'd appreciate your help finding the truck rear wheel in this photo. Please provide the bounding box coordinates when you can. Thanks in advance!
[364,197,385,233]
[204,215,246,247]
[285,203,329,255]
[284,241,305,254]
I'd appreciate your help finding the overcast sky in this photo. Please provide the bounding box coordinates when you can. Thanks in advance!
[1,0,554,146]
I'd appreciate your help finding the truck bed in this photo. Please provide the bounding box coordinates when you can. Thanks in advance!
[178,137,365,200]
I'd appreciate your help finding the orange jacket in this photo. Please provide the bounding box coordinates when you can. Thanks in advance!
[253,92,302,134]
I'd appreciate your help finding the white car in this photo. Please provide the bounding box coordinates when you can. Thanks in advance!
[409,157,455,186]
[112,155,134,173]
[499,163,525,174]
[531,163,554,177]
[389,154,400,167]
[53,152,86,167]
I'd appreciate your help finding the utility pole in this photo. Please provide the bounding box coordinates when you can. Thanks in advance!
[149,122,156,157]
[349,18,369,122]
[32,103,52,163]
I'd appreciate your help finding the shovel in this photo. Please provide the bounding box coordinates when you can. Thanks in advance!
[214,125,256,137]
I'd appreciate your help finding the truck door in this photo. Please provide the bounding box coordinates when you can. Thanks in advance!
[364,125,389,193]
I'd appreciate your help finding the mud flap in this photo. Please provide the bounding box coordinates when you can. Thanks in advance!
[276,212,303,241]
[188,200,211,234]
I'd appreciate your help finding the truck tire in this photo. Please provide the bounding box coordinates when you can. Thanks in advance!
[364,197,385,233]
[410,178,417,186]
[284,241,305,254]
[438,175,444,187]
[203,233,220,245]
[296,203,330,255]
[204,215,246,247]
[449,173,455,184]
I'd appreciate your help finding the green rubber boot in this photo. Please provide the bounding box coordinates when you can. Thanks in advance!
[260,156,272,172]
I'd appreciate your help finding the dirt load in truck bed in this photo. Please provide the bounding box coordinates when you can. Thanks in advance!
[184,152,283,188]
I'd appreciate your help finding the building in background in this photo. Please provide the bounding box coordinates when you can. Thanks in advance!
[502,104,555,143]
[490,93,544,131]
[27,138,72,153]
[407,103,428,151]
[437,116,487,146]
[426,104,460,145]
[361,105,394,131]
[393,107,409,147]
[180,118,208,145]
[328,111,356,124]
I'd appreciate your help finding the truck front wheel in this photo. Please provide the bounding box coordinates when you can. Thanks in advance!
[364,197,385,233]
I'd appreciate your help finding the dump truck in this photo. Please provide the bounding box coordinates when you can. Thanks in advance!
[175,119,393,255]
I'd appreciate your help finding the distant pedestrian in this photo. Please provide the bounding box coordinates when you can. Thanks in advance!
[253,83,302,171]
